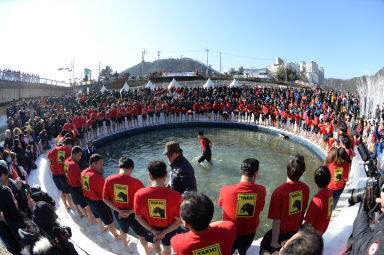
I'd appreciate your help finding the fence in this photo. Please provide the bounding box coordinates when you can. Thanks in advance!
[0,70,69,87]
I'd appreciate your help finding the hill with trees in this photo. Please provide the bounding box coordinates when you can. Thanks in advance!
[120,58,218,77]
[322,67,384,92]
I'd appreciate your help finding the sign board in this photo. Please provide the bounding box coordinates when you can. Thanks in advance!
[84,68,91,75]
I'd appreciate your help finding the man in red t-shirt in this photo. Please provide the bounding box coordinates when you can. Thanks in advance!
[103,157,151,251]
[81,154,120,239]
[197,131,212,164]
[304,166,333,235]
[171,192,236,255]
[64,146,94,224]
[260,154,309,254]
[134,161,182,255]
[47,138,73,210]
[218,158,266,255]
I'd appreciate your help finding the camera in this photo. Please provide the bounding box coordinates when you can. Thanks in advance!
[348,143,381,211]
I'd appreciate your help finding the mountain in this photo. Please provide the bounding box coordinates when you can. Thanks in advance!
[120,58,218,76]
[322,67,384,92]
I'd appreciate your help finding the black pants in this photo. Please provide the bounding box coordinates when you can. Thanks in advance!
[198,152,211,163]
[259,229,297,254]
[232,232,255,255]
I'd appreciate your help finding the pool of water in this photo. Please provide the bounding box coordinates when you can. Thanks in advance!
[98,127,322,239]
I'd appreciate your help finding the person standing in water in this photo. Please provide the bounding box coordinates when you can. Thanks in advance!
[197,131,212,164]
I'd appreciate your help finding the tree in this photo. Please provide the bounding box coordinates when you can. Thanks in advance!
[276,66,286,81]
[286,67,298,82]
[229,68,236,76]
[237,66,244,75]
[299,72,309,83]
[98,65,113,83]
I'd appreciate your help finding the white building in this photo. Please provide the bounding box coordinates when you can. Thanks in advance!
[268,57,324,86]
[233,68,271,79]
[268,59,299,79]
[244,68,271,79]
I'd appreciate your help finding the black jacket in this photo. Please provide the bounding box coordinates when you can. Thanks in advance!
[347,211,384,255]
[169,155,197,195]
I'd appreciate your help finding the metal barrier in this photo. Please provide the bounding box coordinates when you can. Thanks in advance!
[0,70,70,87]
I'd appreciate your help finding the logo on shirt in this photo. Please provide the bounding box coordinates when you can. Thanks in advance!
[64,163,68,177]
[114,184,128,203]
[236,193,256,218]
[368,241,379,255]
[148,199,166,219]
[334,167,343,183]
[49,159,53,166]
[289,190,303,215]
[82,175,90,191]
[192,244,221,255]
[57,150,65,164]
[328,197,333,218]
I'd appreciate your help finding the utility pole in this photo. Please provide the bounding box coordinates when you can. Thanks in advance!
[180,54,183,72]
[71,60,75,86]
[98,61,101,78]
[219,51,222,77]
[205,49,209,76]
[141,49,147,77]
[157,51,160,60]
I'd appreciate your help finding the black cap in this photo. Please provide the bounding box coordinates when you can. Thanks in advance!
[0,165,9,176]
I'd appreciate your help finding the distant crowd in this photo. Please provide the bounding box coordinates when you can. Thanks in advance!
[0,68,40,83]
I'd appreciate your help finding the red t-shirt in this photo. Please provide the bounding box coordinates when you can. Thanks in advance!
[268,181,309,234]
[47,147,59,175]
[294,113,301,122]
[62,123,73,132]
[50,146,71,175]
[304,188,333,235]
[111,108,117,118]
[200,138,211,149]
[133,186,182,227]
[171,221,237,255]
[97,112,104,121]
[81,168,105,201]
[281,111,287,119]
[193,103,201,111]
[64,158,82,188]
[72,117,82,129]
[328,138,336,148]
[86,118,95,127]
[327,162,348,190]
[218,182,266,235]
[103,174,145,210]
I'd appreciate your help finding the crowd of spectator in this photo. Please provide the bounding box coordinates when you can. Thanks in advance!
[1,83,384,254]
[0,68,40,83]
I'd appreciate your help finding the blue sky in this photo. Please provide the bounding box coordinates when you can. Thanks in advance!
[0,0,383,82]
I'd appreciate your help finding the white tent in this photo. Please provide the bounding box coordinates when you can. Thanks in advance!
[203,78,216,88]
[168,78,181,89]
[228,79,241,88]
[100,85,108,93]
[120,82,130,93]
[145,80,155,90]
